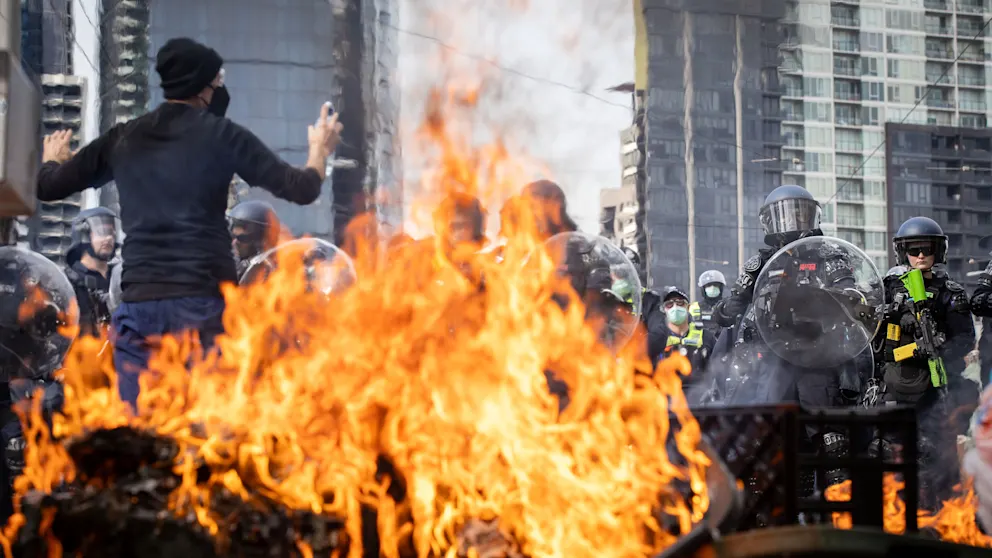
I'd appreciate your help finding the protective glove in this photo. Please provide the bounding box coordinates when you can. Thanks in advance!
[879,301,905,322]
[913,342,934,361]
[899,312,918,338]
[718,295,748,321]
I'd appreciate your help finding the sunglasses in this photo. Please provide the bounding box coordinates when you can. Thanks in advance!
[904,244,936,257]
[232,233,255,244]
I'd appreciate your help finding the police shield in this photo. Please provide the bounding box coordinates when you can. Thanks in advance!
[240,238,357,296]
[752,236,883,369]
[538,232,642,348]
[0,247,78,381]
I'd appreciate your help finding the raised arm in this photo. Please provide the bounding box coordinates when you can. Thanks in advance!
[38,128,119,201]
[228,103,342,205]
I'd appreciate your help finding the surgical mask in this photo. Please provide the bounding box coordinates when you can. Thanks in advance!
[666,306,688,325]
[704,285,722,299]
[208,85,230,117]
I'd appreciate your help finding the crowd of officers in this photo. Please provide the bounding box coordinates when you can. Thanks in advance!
[38,175,992,519]
[630,184,986,511]
[7,33,992,525]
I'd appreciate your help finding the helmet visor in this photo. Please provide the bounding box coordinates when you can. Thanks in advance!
[86,215,117,244]
[759,198,821,236]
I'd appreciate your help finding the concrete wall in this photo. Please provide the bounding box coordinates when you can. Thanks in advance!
[147,0,337,238]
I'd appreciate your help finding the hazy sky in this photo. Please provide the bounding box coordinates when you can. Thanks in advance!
[396,1,635,235]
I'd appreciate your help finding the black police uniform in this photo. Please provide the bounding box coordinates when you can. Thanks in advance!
[63,207,117,337]
[711,185,859,495]
[873,217,976,508]
[0,247,74,524]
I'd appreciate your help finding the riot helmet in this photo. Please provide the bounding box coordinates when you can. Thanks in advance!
[67,207,118,266]
[228,200,282,261]
[622,246,641,267]
[0,247,78,382]
[433,193,487,249]
[697,269,726,300]
[758,185,821,247]
[893,216,947,269]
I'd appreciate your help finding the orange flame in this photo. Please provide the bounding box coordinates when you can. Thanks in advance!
[827,476,992,546]
[7,86,709,558]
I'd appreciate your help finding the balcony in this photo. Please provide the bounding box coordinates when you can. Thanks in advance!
[834,90,862,102]
[784,136,805,148]
[925,73,954,85]
[835,140,864,152]
[836,165,864,177]
[926,97,955,109]
[958,49,987,62]
[837,215,866,227]
[957,2,986,14]
[925,0,951,9]
[833,40,861,52]
[783,111,803,121]
[926,47,954,59]
[959,74,986,86]
[783,87,803,97]
[836,188,865,202]
[958,24,988,36]
[835,116,863,126]
[925,23,952,34]
[833,64,859,77]
[960,99,988,111]
[832,16,860,27]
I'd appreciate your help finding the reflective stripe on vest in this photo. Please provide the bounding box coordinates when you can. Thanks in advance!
[666,324,704,348]
[689,301,701,319]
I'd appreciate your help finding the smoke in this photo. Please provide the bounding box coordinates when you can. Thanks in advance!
[397,0,635,236]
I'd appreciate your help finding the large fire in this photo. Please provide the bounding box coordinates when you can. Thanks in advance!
[0,87,710,558]
[827,476,992,546]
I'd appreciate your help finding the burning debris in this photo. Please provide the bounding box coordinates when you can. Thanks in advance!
[12,426,349,558]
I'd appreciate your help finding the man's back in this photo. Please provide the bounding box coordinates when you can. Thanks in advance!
[39,102,324,302]
[113,104,238,300]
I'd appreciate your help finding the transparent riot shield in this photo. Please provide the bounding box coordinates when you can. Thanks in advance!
[240,238,357,296]
[0,246,78,381]
[538,232,642,349]
[752,236,883,369]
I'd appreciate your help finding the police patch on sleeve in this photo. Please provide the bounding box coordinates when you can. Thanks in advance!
[743,255,762,273]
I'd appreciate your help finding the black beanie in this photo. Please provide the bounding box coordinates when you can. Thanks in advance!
[155,38,224,100]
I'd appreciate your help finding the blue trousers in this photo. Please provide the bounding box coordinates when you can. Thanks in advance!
[112,297,225,407]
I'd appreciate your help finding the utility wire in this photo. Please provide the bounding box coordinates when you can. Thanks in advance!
[827,14,992,205]
[391,23,777,164]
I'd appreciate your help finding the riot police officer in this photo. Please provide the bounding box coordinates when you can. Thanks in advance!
[0,247,76,523]
[228,200,283,281]
[873,216,976,508]
[648,286,716,399]
[690,269,726,335]
[64,207,118,337]
[711,184,864,496]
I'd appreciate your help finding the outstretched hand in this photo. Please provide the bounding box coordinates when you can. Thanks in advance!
[43,129,74,164]
[307,102,343,158]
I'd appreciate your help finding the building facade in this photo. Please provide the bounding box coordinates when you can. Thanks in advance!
[780,0,992,273]
[636,0,786,297]
[885,122,992,286]
[16,0,85,263]
[88,0,404,242]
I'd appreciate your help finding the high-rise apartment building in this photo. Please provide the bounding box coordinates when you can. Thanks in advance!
[779,0,992,273]
[885,122,992,286]
[635,0,786,297]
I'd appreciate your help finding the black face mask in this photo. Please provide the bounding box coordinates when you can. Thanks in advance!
[208,85,230,117]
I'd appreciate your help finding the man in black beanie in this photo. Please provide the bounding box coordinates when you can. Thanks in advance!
[37,37,342,409]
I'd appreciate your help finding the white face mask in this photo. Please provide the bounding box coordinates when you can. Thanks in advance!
[704,285,722,299]
[666,306,689,325]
